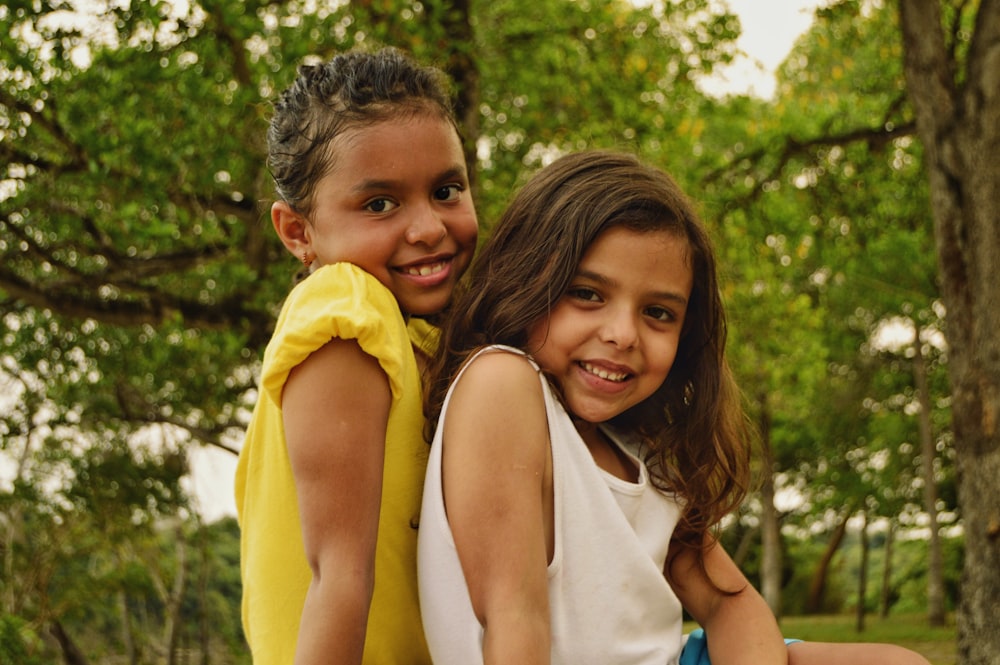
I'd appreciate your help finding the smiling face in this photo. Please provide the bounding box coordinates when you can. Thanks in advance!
[526,226,693,425]
[288,113,478,316]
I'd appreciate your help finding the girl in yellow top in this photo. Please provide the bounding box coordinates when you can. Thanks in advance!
[234,48,478,664]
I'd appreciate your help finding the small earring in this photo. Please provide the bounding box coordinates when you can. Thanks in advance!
[301,250,313,267]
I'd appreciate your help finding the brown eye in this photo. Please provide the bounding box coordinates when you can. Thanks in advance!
[645,306,675,323]
[365,197,398,213]
[567,287,601,303]
[434,184,463,201]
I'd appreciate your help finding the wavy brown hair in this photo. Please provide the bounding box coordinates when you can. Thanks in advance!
[426,150,754,566]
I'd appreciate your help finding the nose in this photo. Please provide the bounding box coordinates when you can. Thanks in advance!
[598,308,638,350]
[405,203,448,246]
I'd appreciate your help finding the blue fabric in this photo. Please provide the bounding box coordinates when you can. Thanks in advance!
[680,629,801,665]
[679,629,711,665]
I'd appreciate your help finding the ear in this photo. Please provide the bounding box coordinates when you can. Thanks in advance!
[272,201,312,260]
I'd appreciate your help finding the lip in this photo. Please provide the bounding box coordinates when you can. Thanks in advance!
[394,253,455,287]
[575,359,634,392]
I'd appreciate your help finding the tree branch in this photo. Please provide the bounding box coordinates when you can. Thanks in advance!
[703,118,917,199]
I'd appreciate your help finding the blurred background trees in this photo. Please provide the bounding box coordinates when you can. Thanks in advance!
[2,0,996,662]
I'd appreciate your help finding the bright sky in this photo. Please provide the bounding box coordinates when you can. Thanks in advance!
[186,444,240,522]
[700,0,825,98]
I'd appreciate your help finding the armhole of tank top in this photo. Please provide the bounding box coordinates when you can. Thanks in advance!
[452,345,561,573]
[538,371,564,575]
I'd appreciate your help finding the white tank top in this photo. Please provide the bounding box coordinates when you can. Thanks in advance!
[419,345,685,664]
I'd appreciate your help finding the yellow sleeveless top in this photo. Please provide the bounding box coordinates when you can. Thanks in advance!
[235,263,435,664]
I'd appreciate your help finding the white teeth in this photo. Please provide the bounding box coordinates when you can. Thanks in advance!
[404,261,445,276]
[581,362,628,382]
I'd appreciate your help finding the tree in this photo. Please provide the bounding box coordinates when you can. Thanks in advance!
[912,324,947,626]
[1,1,740,659]
[0,0,735,450]
[706,0,965,627]
[897,1,1000,662]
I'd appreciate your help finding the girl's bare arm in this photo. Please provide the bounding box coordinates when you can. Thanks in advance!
[441,352,553,665]
[283,338,391,665]
[668,535,788,665]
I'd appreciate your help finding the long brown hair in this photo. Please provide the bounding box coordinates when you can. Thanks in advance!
[427,150,753,560]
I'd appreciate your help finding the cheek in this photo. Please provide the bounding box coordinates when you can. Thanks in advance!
[647,337,681,373]
[457,218,479,249]
[660,348,682,378]
[525,318,552,356]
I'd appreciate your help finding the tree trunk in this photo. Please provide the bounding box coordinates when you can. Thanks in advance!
[199,523,211,665]
[805,509,852,614]
[731,524,759,570]
[899,2,1000,662]
[113,544,139,665]
[49,620,91,665]
[855,511,869,633]
[879,519,896,619]
[3,505,19,615]
[913,326,946,626]
[757,390,783,618]
[165,521,188,665]
[435,0,480,187]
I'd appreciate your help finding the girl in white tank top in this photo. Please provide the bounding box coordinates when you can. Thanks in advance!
[418,151,931,665]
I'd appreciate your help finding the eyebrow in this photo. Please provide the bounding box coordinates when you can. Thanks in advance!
[575,268,689,306]
[350,165,468,195]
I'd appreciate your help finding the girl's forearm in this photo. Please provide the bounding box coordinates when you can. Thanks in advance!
[701,588,787,665]
[294,571,373,665]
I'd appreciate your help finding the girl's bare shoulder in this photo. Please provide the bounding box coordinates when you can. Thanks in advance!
[446,348,546,435]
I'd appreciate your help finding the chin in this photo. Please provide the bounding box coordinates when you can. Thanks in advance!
[402,300,448,317]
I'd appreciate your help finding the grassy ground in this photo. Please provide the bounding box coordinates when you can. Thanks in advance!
[686,613,956,665]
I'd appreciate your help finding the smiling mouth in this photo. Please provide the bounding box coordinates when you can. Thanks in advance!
[400,259,448,277]
[580,361,630,383]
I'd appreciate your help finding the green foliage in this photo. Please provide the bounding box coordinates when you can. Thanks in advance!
[782,534,852,615]
[0,0,745,658]
[470,0,741,223]
[0,0,739,448]
[0,614,45,665]
[890,535,963,615]
[0,0,966,658]
[708,1,952,539]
